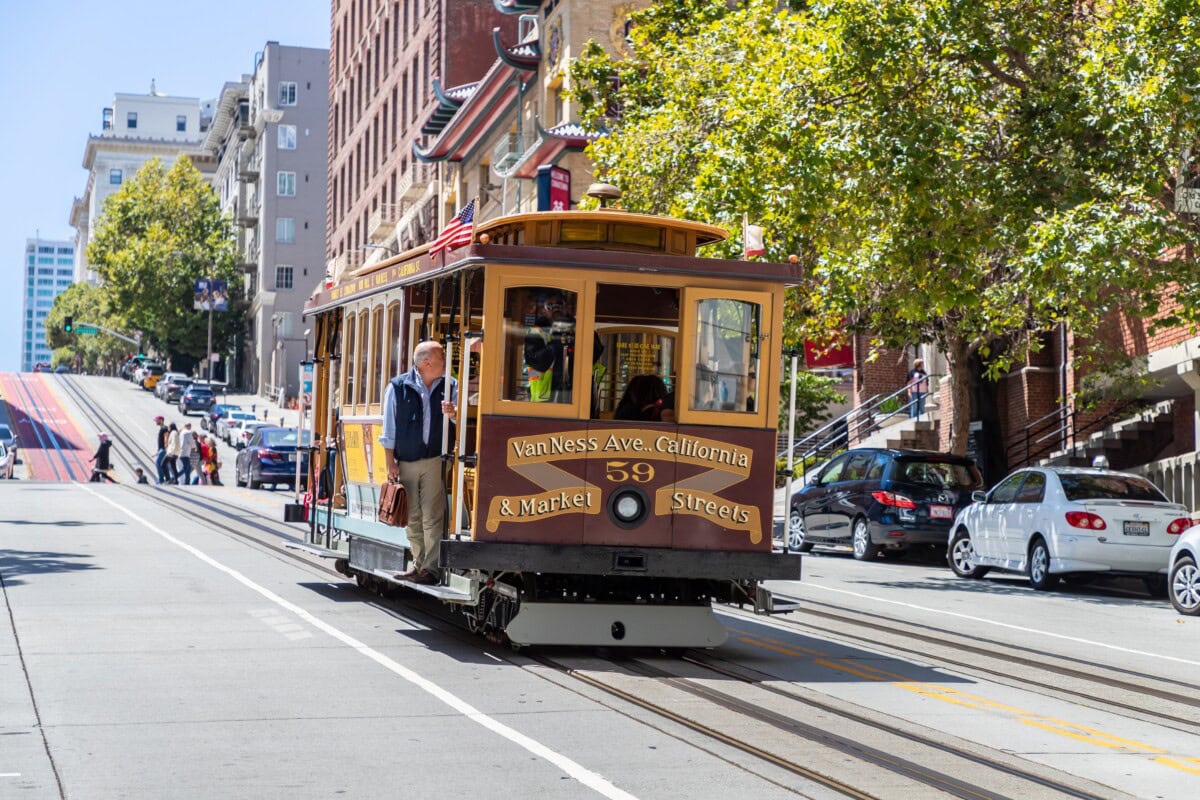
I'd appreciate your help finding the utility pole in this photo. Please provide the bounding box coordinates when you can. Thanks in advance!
[206,268,214,383]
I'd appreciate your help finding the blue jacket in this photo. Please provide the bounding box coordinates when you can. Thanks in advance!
[380,370,456,463]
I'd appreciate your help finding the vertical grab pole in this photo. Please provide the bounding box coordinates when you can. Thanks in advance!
[784,351,799,554]
[454,334,478,537]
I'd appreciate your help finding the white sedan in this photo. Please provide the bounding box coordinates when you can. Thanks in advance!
[1168,523,1200,615]
[947,467,1192,594]
[0,441,13,479]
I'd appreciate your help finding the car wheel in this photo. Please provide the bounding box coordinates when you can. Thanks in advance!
[248,470,261,490]
[851,517,878,561]
[948,529,989,578]
[1169,555,1200,616]
[787,509,813,553]
[235,464,246,488]
[1027,537,1059,590]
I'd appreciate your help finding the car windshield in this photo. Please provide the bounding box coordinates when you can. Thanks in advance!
[230,413,256,422]
[1058,473,1168,502]
[0,424,10,438]
[262,429,313,447]
[893,459,981,489]
[189,389,213,396]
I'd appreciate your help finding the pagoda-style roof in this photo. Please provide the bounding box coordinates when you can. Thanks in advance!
[511,120,598,179]
[493,0,542,14]
[413,27,541,163]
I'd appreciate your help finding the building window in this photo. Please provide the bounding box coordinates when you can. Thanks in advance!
[127,112,138,129]
[277,124,297,150]
[276,217,295,243]
[277,171,296,196]
[274,265,294,290]
[278,82,298,106]
[176,115,187,132]
[110,169,123,185]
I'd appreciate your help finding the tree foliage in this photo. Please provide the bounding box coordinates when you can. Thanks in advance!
[86,157,240,369]
[44,282,131,372]
[571,0,1200,453]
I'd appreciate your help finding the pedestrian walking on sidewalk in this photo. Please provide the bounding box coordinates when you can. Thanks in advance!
[906,358,929,418]
[153,415,169,483]
[88,432,116,483]
[178,422,196,485]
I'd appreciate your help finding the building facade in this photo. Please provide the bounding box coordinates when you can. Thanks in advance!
[326,0,502,282]
[20,238,75,371]
[69,88,212,285]
[205,43,330,398]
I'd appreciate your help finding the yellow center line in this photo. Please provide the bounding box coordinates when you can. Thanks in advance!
[727,627,1200,776]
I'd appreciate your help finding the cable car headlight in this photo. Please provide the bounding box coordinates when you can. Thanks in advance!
[608,487,649,528]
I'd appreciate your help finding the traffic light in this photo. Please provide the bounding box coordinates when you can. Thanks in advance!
[64,316,73,333]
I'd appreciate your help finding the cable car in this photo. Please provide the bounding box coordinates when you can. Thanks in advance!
[295,187,802,648]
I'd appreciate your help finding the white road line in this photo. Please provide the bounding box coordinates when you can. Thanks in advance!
[81,485,638,800]
[771,583,1200,667]
[0,773,21,778]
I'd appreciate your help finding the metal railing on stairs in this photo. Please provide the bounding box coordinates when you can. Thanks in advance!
[779,375,939,479]
[1004,399,1140,469]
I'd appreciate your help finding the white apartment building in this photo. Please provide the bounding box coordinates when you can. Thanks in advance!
[20,238,75,371]
[69,87,212,284]
[205,43,329,398]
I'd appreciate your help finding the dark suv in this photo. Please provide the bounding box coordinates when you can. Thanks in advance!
[179,385,216,415]
[789,448,982,560]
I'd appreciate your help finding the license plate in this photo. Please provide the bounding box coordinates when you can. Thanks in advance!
[1123,521,1150,536]
[930,504,953,520]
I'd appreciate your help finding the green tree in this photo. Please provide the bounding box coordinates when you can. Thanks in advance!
[572,0,1200,454]
[45,282,131,373]
[86,157,240,373]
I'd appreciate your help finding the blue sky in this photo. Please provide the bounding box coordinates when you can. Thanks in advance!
[0,0,329,372]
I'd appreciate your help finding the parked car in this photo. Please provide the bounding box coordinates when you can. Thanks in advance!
[233,421,271,450]
[0,441,14,479]
[54,365,71,374]
[0,423,18,462]
[789,448,982,559]
[219,411,259,444]
[948,467,1190,593]
[32,362,51,373]
[203,404,242,432]
[158,374,193,403]
[140,364,165,391]
[179,385,216,416]
[155,372,186,400]
[1167,519,1200,615]
[235,427,311,490]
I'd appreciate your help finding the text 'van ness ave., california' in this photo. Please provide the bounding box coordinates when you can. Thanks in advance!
[507,429,752,475]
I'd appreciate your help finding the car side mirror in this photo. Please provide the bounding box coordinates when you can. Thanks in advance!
[11,435,18,445]
[971,490,987,503]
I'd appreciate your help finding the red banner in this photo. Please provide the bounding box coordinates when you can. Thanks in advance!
[804,338,852,369]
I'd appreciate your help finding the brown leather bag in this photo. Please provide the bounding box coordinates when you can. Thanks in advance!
[377,480,409,527]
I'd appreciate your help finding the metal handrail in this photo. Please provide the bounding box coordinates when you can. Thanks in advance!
[1005,399,1140,469]
[781,373,940,478]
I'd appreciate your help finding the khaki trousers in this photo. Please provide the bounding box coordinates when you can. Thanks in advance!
[396,456,445,572]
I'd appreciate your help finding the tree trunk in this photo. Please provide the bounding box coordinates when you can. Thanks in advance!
[945,336,972,455]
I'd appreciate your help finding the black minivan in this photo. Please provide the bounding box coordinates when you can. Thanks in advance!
[789,448,982,560]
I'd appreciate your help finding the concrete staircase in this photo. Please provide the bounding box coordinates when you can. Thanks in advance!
[1043,400,1175,470]
[853,406,940,451]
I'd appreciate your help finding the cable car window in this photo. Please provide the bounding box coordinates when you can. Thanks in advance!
[343,310,357,408]
[387,301,402,380]
[356,310,369,406]
[369,306,384,404]
[593,283,679,420]
[502,287,578,404]
[691,298,761,414]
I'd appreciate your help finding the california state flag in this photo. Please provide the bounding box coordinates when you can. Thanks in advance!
[743,213,765,259]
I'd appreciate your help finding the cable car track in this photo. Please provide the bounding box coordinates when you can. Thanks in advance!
[727,598,1200,733]
[54,377,1150,798]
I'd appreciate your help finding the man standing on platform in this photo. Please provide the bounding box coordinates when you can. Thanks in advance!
[378,341,457,586]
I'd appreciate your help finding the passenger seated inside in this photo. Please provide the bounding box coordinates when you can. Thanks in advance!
[614,375,671,422]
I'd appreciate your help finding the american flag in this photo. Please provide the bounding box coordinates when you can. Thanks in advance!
[429,199,476,255]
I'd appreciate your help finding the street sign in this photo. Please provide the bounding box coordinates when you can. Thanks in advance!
[75,325,99,335]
